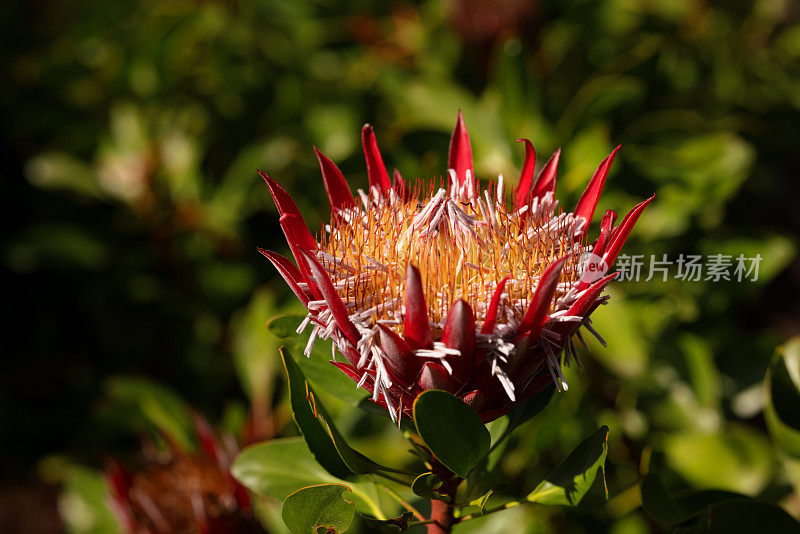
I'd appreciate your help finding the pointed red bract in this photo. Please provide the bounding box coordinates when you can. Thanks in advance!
[314,147,356,213]
[574,145,620,229]
[593,209,617,257]
[514,139,536,209]
[530,148,560,199]
[447,110,474,195]
[442,299,477,378]
[361,124,392,193]
[378,324,420,384]
[393,168,408,201]
[403,264,433,349]
[258,249,310,306]
[418,361,459,393]
[259,171,317,250]
[601,194,656,267]
[481,276,510,334]
[301,250,360,345]
[517,257,567,338]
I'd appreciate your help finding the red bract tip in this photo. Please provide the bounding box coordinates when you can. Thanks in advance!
[514,139,536,209]
[259,171,317,250]
[481,276,510,335]
[393,168,409,201]
[601,194,656,267]
[361,124,392,193]
[530,148,560,199]
[574,145,621,230]
[447,110,474,195]
[441,299,477,378]
[301,250,361,345]
[258,249,310,306]
[418,361,459,393]
[517,257,567,339]
[403,264,433,350]
[378,324,421,385]
[314,146,356,213]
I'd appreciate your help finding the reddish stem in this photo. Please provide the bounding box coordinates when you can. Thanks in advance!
[426,462,460,534]
[427,497,456,534]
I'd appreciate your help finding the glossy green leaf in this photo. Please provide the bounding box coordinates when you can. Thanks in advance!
[526,426,609,508]
[282,348,395,476]
[411,472,449,502]
[232,437,336,500]
[282,348,351,479]
[413,390,491,478]
[270,314,367,405]
[282,484,355,534]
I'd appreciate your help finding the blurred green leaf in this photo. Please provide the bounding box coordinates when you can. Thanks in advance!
[411,472,449,502]
[765,337,800,458]
[281,484,354,534]
[57,464,121,534]
[413,390,491,478]
[664,424,775,495]
[526,426,609,508]
[232,437,336,500]
[104,377,195,451]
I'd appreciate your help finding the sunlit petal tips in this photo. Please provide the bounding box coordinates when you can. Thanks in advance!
[314,146,356,213]
[260,112,652,422]
[530,148,560,200]
[514,139,536,209]
[448,109,475,197]
[361,124,392,193]
[574,145,621,231]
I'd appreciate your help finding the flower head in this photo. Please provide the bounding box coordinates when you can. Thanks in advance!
[105,414,255,534]
[261,112,653,423]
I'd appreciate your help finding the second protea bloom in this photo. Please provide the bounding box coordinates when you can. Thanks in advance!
[260,112,653,423]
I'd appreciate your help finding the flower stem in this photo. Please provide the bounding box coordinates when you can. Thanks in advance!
[426,461,461,534]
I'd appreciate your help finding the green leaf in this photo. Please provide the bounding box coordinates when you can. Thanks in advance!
[663,424,773,495]
[413,390,491,478]
[282,484,355,534]
[232,437,337,500]
[526,426,609,508]
[642,474,798,533]
[679,500,800,534]
[504,384,556,437]
[270,314,367,405]
[411,472,449,502]
[640,474,683,525]
[281,348,395,477]
[770,338,800,433]
[282,348,351,479]
[54,464,122,534]
[266,314,306,339]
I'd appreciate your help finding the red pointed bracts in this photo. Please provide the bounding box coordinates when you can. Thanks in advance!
[260,112,652,423]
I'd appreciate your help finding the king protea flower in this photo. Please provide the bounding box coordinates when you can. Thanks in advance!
[105,414,256,534]
[260,112,653,423]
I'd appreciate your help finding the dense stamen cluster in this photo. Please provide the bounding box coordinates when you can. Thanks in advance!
[260,112,653,423]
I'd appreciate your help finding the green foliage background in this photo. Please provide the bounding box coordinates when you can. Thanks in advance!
[2,0,799,531]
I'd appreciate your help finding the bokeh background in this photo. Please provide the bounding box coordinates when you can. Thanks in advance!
[2,0,800,532]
